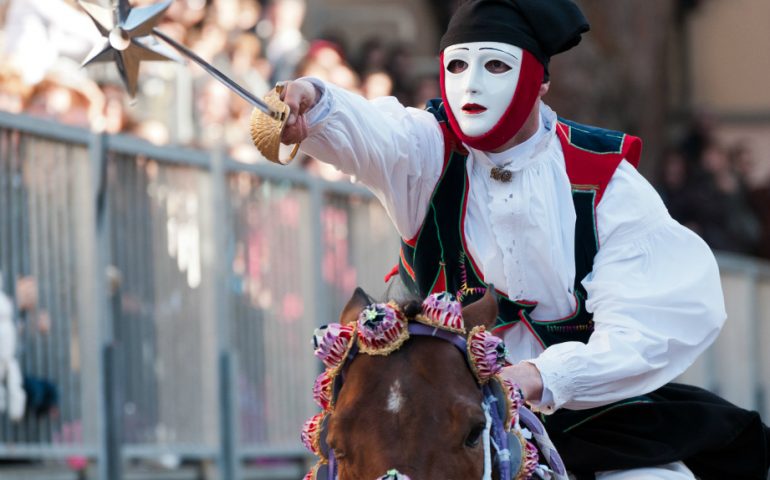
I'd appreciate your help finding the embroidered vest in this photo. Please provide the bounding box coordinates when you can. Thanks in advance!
[397,100,642,348]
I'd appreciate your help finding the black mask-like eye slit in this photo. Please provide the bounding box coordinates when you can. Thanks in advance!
[465,422,486,448]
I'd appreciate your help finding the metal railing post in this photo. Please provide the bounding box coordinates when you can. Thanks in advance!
[211,148,239,480]
[90,131,123,480]
[309,180,329,328]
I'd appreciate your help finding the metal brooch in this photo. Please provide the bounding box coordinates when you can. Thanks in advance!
[490,167,513,183]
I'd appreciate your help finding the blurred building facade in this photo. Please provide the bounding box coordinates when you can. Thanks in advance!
[687,0,770,181]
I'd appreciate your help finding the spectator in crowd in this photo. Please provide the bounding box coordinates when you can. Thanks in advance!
[264,0,308,84]
[0,66,32,114]
[657,119,764,256]
[697,143,761,254]
[354,37,389,77]
[1,0,97,85]
[730,142,770,260]
[0,273,27,422]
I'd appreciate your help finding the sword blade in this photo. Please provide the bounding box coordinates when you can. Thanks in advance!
[152,28,281,118]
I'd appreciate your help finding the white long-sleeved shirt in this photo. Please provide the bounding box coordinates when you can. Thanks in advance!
[299,80,726,413]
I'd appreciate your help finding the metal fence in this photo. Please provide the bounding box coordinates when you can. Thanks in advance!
[0,111,399,479]
[0,110,769,479]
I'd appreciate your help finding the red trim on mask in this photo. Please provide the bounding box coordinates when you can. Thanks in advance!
[440,50,544,151]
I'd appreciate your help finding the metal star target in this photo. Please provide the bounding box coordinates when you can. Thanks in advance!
[79,0,284,119]
[79,0,180,97]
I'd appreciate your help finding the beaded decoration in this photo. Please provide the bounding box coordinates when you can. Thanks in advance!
[356,302,409,356]
[313,323,357,374]
[467,325,508,383]
[416,292,466,334]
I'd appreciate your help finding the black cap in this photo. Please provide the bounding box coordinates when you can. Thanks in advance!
[439,0,590,70]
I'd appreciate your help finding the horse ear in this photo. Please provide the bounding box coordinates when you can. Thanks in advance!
[462,287,499,330]
[339,287,371,326]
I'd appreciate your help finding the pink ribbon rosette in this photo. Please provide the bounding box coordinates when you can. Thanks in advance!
[502,378,525,430]
[519,441,540,480]
[301,412,327,458]
[313,323,356,373]
[312,370,334,410]
[418,292,466,333]
[356,302,409,356]
[303,462,322,480]
[467,325,508,384]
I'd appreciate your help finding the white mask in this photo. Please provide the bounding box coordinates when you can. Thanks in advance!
[442,42,523,137]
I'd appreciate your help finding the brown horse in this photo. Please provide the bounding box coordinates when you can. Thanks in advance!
[325,288,499,479]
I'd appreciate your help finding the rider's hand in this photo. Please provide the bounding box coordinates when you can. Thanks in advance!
[279,79,319,145]
[500,362,545,404]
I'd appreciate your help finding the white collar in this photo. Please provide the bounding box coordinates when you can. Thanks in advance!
[469,102,557,172]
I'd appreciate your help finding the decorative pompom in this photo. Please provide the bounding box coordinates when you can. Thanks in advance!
[301,412,326,457]
[356,302,409,356]
[467,326,507,383]
[502,378,524,430]
[312,370,334,410]
[377,469,412,480]
[313,323,356,372]
[418,292,465,333]
[520,442,540,480]
[303,461,327,480]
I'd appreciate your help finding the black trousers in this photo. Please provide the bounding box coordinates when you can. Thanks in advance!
[543,383,770,480]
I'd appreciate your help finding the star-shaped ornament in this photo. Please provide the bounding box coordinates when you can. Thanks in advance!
[79,0,181,96]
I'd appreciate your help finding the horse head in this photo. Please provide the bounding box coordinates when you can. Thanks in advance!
[330,288,499,479]
[302,288,565,480]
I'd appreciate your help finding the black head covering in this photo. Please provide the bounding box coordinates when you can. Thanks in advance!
[439,0,590,77]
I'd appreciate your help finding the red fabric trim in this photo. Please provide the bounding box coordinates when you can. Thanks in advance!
[384,264,399,283]
[622,135,642,169]
[403,233,419,248]
[556,122,642,206]
[430,264,448,294]
[440,50,544,152]
[399,247,416,280]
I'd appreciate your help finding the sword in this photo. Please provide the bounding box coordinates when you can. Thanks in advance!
[152,28,286,121]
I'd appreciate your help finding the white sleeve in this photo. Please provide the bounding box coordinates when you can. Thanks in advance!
[299,79,445,239]
[531,160,727,412]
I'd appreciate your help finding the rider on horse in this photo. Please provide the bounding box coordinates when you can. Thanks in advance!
[279,1,770,478]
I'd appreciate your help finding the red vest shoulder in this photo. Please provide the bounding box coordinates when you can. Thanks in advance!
[556,120,643,205]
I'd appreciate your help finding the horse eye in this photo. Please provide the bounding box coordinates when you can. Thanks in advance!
[464,423,486,448]
[446,59,468,74]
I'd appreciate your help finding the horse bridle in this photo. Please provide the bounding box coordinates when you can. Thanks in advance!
[315,322,569,480]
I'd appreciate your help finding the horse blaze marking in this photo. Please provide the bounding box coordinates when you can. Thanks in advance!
[387,380,404,414]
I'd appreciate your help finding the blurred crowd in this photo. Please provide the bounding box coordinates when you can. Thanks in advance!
[657,114,770,260]
[0,0,768,260]
[0,0,439,168]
